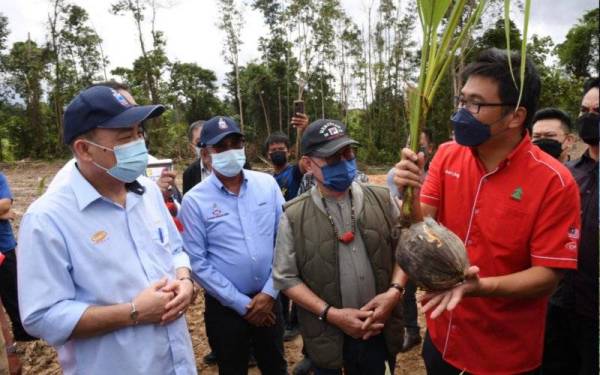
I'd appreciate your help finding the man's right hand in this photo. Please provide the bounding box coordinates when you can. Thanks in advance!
[132,277,175,324]
[291,113,309,131]
[327,307,384,339]
[393,148,426,195]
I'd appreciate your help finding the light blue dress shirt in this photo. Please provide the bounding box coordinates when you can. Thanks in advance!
[179,170,284,316]
[17,166,196,375]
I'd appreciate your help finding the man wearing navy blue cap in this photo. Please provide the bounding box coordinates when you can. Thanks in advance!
[179,116,287,375]
[17,86,197,374]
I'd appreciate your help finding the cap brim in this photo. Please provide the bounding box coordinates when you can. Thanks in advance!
[203,131,244,147]
[98,104,165,129]
[310,136,359,157]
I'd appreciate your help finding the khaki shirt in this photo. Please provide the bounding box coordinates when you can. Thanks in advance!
[273,182,399,308]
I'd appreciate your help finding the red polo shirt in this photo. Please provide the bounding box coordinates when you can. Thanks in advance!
[420,134,580,374]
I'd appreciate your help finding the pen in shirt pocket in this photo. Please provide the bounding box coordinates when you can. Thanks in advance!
[158,227,164,243]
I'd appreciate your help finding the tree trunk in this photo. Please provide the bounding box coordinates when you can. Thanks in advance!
[278,86,283,132]
[234,61,244,131]
[258,90,271,136]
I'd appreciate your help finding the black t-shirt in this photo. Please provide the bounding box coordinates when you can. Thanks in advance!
[183,160,202,195]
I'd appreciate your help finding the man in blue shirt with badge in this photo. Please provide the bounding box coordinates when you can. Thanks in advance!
[179,116,287,375]
[17,86,197,375]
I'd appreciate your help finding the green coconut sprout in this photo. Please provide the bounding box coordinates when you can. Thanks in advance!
[400,0,531,226]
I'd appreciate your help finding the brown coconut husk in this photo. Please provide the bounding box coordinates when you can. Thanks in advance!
[393,186,470,292]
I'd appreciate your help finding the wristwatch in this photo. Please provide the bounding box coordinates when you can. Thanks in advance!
[129,302,139,324]
[318,303,331,322]
[389,283,405,297]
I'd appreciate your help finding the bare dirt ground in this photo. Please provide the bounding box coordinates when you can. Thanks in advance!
[2,160,426,374]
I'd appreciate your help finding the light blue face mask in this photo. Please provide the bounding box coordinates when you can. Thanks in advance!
[210,148,246,177]
[86,138,149,183]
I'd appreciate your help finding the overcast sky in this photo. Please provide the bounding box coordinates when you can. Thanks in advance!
[2,0,597,90]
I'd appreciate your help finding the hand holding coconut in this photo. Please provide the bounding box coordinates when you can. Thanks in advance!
[393,148,427,193]
[420,265,480,319]
[393,147,473,299]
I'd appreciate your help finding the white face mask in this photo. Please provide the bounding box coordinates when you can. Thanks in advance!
[210,148,246,177]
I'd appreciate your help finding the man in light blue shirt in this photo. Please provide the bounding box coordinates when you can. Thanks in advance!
[179,116,287,374]
[17,86,197,375]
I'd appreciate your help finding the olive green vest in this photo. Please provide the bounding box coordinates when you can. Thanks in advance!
[283,184,404,369]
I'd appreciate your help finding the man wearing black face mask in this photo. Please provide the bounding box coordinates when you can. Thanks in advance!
[266,130,306,202]
[394,48,581,375]
[531,108,574,162]
[542,78,599,375]
[273,119,404,374]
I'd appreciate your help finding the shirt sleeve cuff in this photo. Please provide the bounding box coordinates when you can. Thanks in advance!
[531,254,578,270]
[172,249,191,270]
[37,300,90,346]
[231,294,253,316]
[273,277,302,291]
[420,193,440,207]
[261,276,279,299]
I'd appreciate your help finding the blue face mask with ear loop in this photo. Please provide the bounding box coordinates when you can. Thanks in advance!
[85,138,149,183]
[315,157,357,192]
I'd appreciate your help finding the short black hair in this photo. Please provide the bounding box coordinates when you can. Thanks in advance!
[462,48,541,131]
[188,120,204,144]
[583,77,599,96]
[88,80,130,91]
[532,107,572,133]
[264,131,290,154]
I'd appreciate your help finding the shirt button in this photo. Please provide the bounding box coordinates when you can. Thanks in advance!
[474,209,480,214]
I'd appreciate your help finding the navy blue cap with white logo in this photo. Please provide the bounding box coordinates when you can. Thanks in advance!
[63,85,165,144]
[199,116,243,147]
[301,119,359,157]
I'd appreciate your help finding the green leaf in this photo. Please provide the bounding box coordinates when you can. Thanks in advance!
[504,1,518,90]
[418,0,451,32]
[516,0,531,108]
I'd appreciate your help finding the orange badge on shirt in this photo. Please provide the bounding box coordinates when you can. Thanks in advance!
[91,230,108,244]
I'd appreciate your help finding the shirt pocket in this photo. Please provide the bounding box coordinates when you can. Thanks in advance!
[486,199,532,267]
[251,205,276,236]
[148,216,171,253]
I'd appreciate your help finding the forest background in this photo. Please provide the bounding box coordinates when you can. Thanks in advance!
[0,0,597,166]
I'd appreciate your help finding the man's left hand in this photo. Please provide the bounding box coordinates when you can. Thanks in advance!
[420,265,481,319]
[160,278,195,323]
[157,169,177,197]
[244,293,275,327]
[359,288,403,339]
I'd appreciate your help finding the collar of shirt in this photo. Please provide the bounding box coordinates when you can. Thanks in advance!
[207,170,248,196]
[573,149,599,169]
[69,165,143,212]
[309,182,365,217]
[469,133,533,172]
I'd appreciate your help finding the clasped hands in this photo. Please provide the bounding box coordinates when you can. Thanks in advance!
[132,276,195,325]
[329,288,402,340]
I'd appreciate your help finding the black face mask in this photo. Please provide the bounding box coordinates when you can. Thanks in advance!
[576,112,600,145]
[270,151,288,167]
[533,138,563,160]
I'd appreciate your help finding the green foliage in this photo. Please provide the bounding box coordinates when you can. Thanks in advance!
[556,8,599,78]
[0,2,592,165]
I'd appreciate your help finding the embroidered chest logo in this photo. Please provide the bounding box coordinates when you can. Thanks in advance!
[511,187,523,201]
[207,203,229,220]
[91,230,108,244]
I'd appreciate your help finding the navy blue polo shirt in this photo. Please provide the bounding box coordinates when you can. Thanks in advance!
[0,173,16,252]
[273,164,303,201]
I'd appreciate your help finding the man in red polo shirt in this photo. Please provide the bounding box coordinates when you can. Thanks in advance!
[394,48,581,374]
